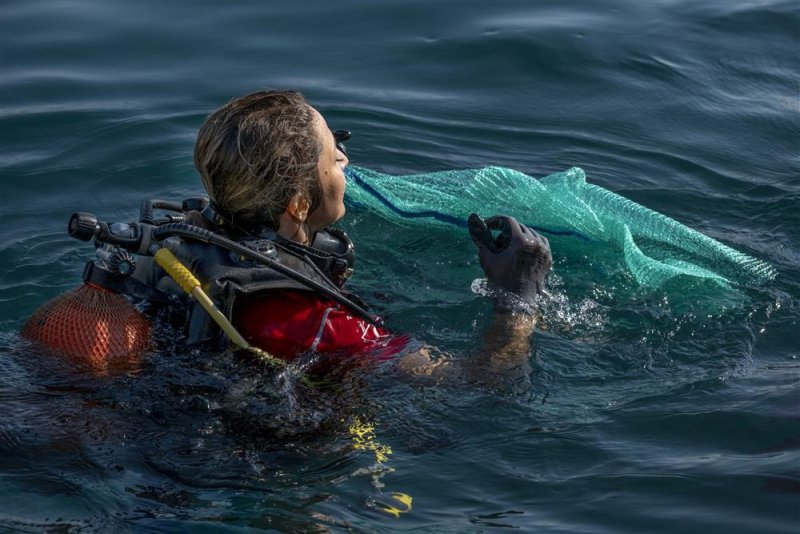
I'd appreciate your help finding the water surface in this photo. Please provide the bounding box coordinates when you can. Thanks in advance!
[1,1,798,532]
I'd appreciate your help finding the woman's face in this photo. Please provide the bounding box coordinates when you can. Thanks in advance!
[306,107,348,233]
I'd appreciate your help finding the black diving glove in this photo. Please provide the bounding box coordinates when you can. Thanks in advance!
[468,213,553,315]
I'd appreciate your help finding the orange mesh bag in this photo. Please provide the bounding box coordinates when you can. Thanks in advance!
[22,283,151,372]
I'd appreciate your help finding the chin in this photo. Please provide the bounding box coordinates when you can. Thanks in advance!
[332,206,345,224]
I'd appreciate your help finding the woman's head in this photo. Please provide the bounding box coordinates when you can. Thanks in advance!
[194,90,346,235]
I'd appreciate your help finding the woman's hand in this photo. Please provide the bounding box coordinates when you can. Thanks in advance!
[396,214,552,390]
[468,213,553,315]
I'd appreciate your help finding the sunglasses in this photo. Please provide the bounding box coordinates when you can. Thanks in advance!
[333,129,351,156]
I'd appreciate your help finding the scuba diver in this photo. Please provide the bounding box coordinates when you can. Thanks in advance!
[28,90,553,380]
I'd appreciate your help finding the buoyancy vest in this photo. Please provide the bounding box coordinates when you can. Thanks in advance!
[133,216,408,363]
[235,290,409,364]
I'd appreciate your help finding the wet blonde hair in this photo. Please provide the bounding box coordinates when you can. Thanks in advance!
[194,90,322,230]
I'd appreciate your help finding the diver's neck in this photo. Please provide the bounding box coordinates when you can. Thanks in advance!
[276,215,313,246]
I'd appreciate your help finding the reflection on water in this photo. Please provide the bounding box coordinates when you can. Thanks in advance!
[2,0,798,531]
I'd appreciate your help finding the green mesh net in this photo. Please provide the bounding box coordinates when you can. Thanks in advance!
[345,166,775,290]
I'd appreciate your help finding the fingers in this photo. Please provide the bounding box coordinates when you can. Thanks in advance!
[468,213,499,253]
[484,215,516,251]
[539,234,551,253]
[526,231,552,261]
[471,214,551,255]
[485,215,515,231]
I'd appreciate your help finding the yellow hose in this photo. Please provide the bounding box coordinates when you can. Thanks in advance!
[154,248,285,367]
[158,247,406,508]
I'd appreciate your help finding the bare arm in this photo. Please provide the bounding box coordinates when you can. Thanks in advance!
[396,214,550,388]
[474,312,535,369]
[396,311,535,384]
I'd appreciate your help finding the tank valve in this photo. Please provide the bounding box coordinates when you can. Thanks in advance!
[69,212,99,241]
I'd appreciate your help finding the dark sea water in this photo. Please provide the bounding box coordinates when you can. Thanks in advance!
[1,1,799,532]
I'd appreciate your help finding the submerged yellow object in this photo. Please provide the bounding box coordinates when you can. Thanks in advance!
[379,492,413,518]
[348,417,413,518]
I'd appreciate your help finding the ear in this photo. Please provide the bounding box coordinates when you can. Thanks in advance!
[286,192,311,222]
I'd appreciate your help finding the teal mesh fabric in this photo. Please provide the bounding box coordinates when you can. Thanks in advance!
[345,166,775,289]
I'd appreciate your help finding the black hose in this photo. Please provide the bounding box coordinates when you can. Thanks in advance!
[140,200,155,225]
[151,223,381,326]
[140,200,186,224]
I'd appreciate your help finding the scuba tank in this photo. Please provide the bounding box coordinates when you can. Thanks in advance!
[21,277,151,373]
[22,197,377,372]
[20,246,151,373]
[20,200,194,372]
